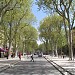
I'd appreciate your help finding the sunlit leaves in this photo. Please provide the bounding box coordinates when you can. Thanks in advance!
[39,14,66,51]
[0,0,38,53]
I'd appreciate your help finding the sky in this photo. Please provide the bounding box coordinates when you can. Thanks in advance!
[32,0,47,29]
[31,0,47,45]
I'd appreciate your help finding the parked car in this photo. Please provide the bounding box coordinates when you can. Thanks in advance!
[38,53,43,57]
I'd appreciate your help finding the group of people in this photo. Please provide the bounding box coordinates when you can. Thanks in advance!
[18,52,34,62]
[0,46,35,61]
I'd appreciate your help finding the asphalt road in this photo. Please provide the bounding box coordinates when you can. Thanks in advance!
[0,57,61,75]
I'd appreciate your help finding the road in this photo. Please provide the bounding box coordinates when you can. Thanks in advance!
[0,57,61,75]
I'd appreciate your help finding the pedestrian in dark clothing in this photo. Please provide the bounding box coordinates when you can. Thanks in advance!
[6,52,8,59]
[31,54,34,62]
[6,47,9,59]
[11,52,13,58]
[18,52,21,60]
[62,52,64,59]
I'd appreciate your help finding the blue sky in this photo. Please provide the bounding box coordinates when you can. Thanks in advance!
[32,0,47,29]
[32,0,47,45]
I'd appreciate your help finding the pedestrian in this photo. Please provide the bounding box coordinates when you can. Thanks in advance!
[18,52,21,60]
[62,52,64,59]
[31,54,34,62]
[11,52,13,58]
[6,52,8,59]
[6,46,9,59]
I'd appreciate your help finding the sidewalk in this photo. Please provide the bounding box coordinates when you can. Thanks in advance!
[0,55,31,61]
[0,55,75,74]
[0,55,75,61]
[45,55,75,73]
[45,55,75,64]
[0,55,75,64]
[45,55,75,60]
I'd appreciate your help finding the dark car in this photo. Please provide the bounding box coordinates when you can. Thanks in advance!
[38,53,43,57]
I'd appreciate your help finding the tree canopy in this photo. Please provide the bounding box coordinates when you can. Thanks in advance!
[39,14,67,56]
[36,0,75,60]
[0,0,38,54]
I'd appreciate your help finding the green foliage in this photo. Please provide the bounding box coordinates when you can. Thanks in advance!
[0,0,38,53]
[37,0,75,60]
[37,0,75,28]
[14,23,38,52]
[39,14,67,51]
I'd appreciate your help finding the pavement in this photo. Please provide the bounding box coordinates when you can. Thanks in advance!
[0,55,75,66]
[0,55,75,67]
[45,55,75,74]
[0,56,61,75]
[0,55,75,75]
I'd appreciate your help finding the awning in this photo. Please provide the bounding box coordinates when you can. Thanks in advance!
[0,48,8,52]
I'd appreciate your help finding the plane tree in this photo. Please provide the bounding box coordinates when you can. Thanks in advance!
[39,14,66,56]
[36,0,75,60]
[0,0,36,54]
[17,24,38,54]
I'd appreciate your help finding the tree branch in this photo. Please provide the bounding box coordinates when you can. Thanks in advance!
[0,0,12,14]
[71,12,75,29]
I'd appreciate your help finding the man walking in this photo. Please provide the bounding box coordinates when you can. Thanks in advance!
[18,52,21,60]
[31,54,34,62]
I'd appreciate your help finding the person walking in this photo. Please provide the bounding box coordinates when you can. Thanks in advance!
[6,46,9,59]
[31,54,34,62]
[18,52,21,60]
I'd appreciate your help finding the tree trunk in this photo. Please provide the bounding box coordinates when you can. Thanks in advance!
[52,45,55,57]
[68,29,73,60]
[3,26,7,49]
[14,37,17,52]
[8,22,12,58]
[55,44,58,57]
[63,16,73,60]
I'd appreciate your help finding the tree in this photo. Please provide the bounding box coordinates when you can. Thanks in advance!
[36,0,75,60]
[0,0,37,57]
[39,14,66,56]
[2,0,33,50]
[17,24,38,54]
[0,0,18,24]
